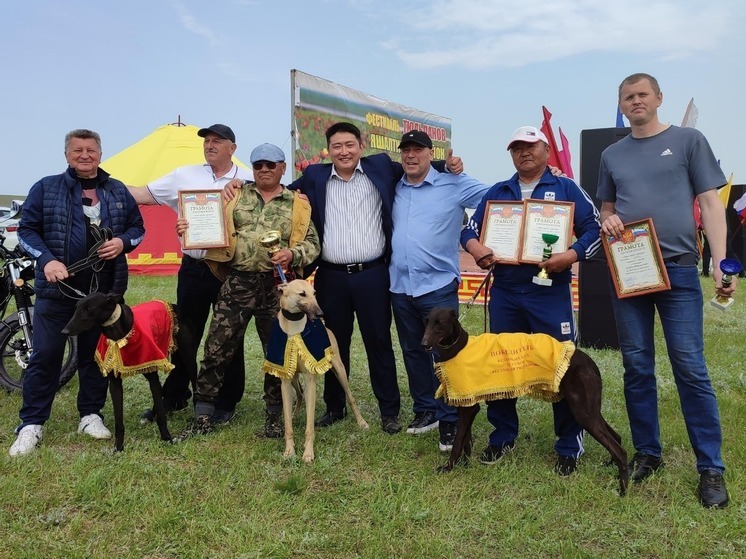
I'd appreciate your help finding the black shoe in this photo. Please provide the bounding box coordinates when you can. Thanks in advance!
[555,454,578,476]
[406,411,438,435]
[479,442,515,465]
[438,421,457,452]
[314,409,346,428]
[139,399,189,425]
[211,408,236,425]
[264,411,284,439]
[174,415,213,442]
[698,470,729,508]
[381,415,402,435]
[629,452,664,483]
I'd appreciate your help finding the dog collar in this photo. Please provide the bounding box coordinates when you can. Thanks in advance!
[101,304,122,327]
[281,308,305,321]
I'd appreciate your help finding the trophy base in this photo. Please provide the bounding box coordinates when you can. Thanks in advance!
[532,276,553,287]
[710,296,734,311]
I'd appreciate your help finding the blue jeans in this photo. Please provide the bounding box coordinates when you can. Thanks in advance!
[610,263,724,473]
[391,279,459,423]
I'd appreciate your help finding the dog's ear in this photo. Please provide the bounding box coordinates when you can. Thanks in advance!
[448,308,458,320]
[109,292,124,305]
[276,283,287,295]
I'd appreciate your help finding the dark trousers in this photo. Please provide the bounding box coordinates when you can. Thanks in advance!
[194,271,281,416]
[19,297,109,428]
[391,279,459,423]
[161,255,246,412]
[486,283,584,458]
[314,263,401,418]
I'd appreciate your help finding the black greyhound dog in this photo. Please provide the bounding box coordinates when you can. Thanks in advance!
[422,307,628,496]
[62,292,197,452]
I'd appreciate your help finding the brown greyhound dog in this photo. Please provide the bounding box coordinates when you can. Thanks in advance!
[62,292,197,452]
[421,307,628,496]
[263,279,369,462]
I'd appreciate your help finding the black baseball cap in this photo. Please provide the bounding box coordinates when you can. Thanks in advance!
[197,124,235,143]
[398,130,433,149]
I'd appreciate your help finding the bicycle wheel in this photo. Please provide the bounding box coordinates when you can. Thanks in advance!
[0,315,78,393]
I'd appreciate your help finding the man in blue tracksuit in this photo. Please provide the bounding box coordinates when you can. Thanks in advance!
[460,126,601,475]
[9,129,144,457]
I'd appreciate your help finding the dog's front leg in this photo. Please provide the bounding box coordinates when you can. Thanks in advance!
[109,375,125,452]
[280,379,296,459]
[302,374,316,463]
[438,404,479,473]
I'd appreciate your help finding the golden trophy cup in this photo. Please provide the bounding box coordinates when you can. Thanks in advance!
[533,233,559,286]
[258,230,292,284]
[710,258,742,311]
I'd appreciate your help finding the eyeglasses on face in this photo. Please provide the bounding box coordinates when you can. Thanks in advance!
[252,161,278,170]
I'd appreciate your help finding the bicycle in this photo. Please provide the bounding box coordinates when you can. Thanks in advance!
[0,207,78,393]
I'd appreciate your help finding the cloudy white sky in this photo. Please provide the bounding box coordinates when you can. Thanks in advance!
[1,0,744,196]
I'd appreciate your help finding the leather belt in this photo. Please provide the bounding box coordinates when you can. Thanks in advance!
[319,256,387,274]
[664,254,698,266]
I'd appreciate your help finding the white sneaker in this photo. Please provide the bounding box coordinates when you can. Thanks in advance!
[9,424,43,457]
[78,414,112,439]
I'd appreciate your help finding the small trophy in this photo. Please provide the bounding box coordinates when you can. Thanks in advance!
[533,233,559,286]
[710,258,742,310]
[258,230,293,285]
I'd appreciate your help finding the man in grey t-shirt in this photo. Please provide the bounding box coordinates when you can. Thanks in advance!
[598,73,736,508]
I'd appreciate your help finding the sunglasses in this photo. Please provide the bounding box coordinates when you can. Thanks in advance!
[252,161,278,170]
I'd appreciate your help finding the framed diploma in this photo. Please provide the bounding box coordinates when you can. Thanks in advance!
[602,218,671,298]
[177,190,228,250]
[479,201,524,264]
[519,200,574,264]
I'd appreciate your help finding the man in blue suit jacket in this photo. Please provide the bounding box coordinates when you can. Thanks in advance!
[289,122,458,434]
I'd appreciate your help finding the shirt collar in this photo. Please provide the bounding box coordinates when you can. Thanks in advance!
[331,160,364,179]
[204,162,239,181]
[400,166,438,188]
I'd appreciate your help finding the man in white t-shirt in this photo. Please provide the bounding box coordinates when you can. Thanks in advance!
[128,124,254,428]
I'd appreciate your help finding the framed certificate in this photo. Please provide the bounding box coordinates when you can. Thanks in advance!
[479,201,524,264]
[519,200,574,264]
[177,190,229,250]
[602,218,671,298]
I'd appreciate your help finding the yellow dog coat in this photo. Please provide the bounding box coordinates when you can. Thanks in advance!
[434,332,575,406]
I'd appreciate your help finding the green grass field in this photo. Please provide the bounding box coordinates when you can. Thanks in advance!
[1,274,744,559]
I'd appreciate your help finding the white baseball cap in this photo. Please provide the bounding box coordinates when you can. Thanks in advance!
[507,126,548,150]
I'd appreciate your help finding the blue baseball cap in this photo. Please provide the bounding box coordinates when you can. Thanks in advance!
[250,143,286,163]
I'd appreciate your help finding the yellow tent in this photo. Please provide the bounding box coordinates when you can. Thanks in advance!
[100,122,248,274]
[101,122,247,186]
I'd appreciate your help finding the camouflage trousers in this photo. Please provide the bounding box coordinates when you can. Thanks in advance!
[194,270,282,415]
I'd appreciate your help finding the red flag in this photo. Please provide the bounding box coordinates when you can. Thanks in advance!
[558,127,574,179]
[541,106,574,177]
[540,106,562,169]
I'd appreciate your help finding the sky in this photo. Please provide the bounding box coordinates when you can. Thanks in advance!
[1,0,744,197]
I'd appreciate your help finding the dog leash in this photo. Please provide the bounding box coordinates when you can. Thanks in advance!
[66,224,113,276]
[458,263,494,333]
[58,224,114,299]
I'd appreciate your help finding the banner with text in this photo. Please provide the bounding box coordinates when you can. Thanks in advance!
[290,70,452,177]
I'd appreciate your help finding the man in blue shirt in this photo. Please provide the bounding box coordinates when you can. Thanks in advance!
[390,130,490,451]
